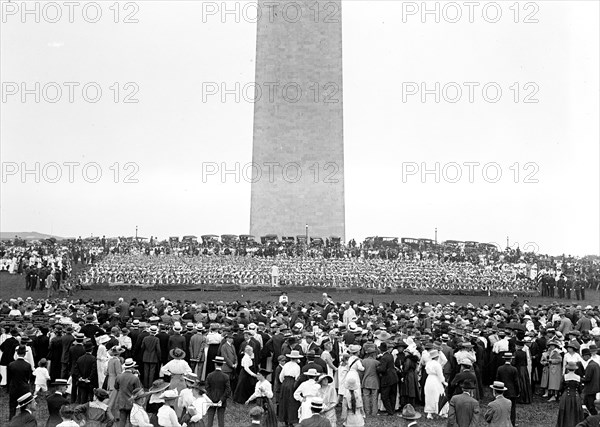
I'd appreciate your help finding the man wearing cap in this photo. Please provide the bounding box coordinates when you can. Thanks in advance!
[7,392,38,426]
[298,397,331,427]
[581,348,600,415]
[447,378,479,427]
[495,353,519,426]
[114,358,143,427]
[140,325,162,389]
[7,345,33,419]
[484,382,512,427]
[46,379,69,427]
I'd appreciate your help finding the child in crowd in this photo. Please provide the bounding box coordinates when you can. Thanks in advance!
[33,358,51,397]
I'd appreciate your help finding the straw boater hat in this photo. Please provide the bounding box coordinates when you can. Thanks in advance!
[401,403,421,420]
[287,350,304,359]
[305,368,320,377]
[169,348,186,360]
[502,352,514,360]
[213,356,226,364]
[16,392,35,409]
[122,358,137,369]
[310,397,324,411]
[347,344,361,354]
[52,379,68,387]
[490,381,508,391]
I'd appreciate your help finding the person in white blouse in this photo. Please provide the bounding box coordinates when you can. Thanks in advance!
[96,335,110,389]
[294,368,322,422]
[278,350,303,426]
[246,369,278,427]
[157,389,187,427]
[185,383,215,426]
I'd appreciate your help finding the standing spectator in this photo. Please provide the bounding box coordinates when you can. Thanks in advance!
[7,345,33,419]
[46,379,70,427]
[556,362,585,427]
[360,345,380,416]
[495,353,519,426]
[447,378,479,427]
[484,382,512,427]
[340,377,365,427]
[141,326,162,389]
[73,341,98,404]
[7,392,38,427]
[581,348,600,415]
[114,358,143,427]
[424,349,447,420]
[205,356,231,427]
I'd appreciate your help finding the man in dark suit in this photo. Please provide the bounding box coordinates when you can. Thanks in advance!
[0,328,20,380]
[220,334,238,377]
[576,399,600,427]
[140,325,161,389]
[7,392,38,426]
[206,356,231,427]
[46,379,69,427]
[299,397,331,427]
[376,342,398,416]
[60,326,75,378]
[73,342,98,403]
[114,358,142,427]
[7,345,33,419]
[496,352,520,426]
[581,349,600,415]
[447,378,479,427]
[68,333,86,403]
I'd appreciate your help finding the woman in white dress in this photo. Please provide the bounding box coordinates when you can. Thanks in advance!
[424,349,447,419]
[317,374,338,427]
[321,340,337,381]
[96,335,110,389]
[293,368,322,422]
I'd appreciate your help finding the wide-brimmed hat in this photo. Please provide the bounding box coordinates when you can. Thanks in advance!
[149,325,159,334]
[347,344,361,354]
[159,390,179,401]
[130,387,147,402]
[97,335,110,344]
[490,381,507,391]
[123,358,137,369]
[305,368,320,377]
[93,388,110,401]
[401,404,421,420]
[429,349,440,359]
[566,341,580,351]
[169,348,186,360]
[287,350,304,359]
[148,379,170,394]
[109,346,125,356]
[565,361,578,371]
[16,392,35,408]
[173,323,183,332]
[318,374,334,384]
[183,373,198,383]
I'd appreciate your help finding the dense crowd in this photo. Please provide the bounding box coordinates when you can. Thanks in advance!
[1,293,600,427]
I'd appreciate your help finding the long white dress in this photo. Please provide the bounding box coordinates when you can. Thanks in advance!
[424,359,446,415]
[96,344,109,388]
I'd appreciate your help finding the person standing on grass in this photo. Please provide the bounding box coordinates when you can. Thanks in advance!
[447,378,479,427]
[484,382,512,427]
[7,345,33,420]
[205,356,230,427]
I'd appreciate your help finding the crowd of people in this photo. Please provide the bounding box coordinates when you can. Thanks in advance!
[0,292,599,427]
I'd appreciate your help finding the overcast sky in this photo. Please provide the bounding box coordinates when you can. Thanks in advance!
[1,1,598,256]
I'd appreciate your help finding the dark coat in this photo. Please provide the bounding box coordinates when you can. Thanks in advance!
[69,344,86,375]
[114,370,142,411]
[496,363,520,398]
[206,369,231,407]
[7,410,37,426]
[45,391,69,427]
[582,360,600,395]
[73,353,98,388]
[376,352,398,386]
[0,336,19,365]
[7,358,33,397]
[299,414,332,427]
[140,335,161,363]
[448,392,479,427]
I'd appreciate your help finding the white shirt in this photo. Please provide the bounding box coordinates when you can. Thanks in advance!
[279,361,301,382]
[189,395,214,422]
[160,359,192,376]
[157,404,182,427]
[130,402,153,427]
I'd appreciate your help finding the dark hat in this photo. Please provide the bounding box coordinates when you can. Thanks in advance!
[462,379,476,390]
[84,341,94,351]
[582,348,591,356]
[93,388,110,400]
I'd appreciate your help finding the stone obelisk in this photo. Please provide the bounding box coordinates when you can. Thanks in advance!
[250,0,345,241]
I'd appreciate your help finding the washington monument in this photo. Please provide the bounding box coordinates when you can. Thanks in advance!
[250,0,345,241]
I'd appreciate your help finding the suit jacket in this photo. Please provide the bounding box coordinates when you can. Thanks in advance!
[140,335,161,363]
[361,358,380,389]
[576,414,600,427]
[582,360,600,394]
[447,392,479,427]
[0,336,19,365]
[206,369,231,406]
[299,413,332,427]
[484,395,512,427]
[60,333,75,364]
[7,358,33,396]
[376,352,398,386]
[69,344,86,375]
[73,353,98,388]
[114,370,142,411]
[220,342,237,374]
[496,364,520,398]
[7,410,37,426]
[46,391,69,427]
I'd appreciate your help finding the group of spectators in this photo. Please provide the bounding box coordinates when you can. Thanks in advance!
[1,293,600,427]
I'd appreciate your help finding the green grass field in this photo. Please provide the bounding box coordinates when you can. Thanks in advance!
[1,269,594,426]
